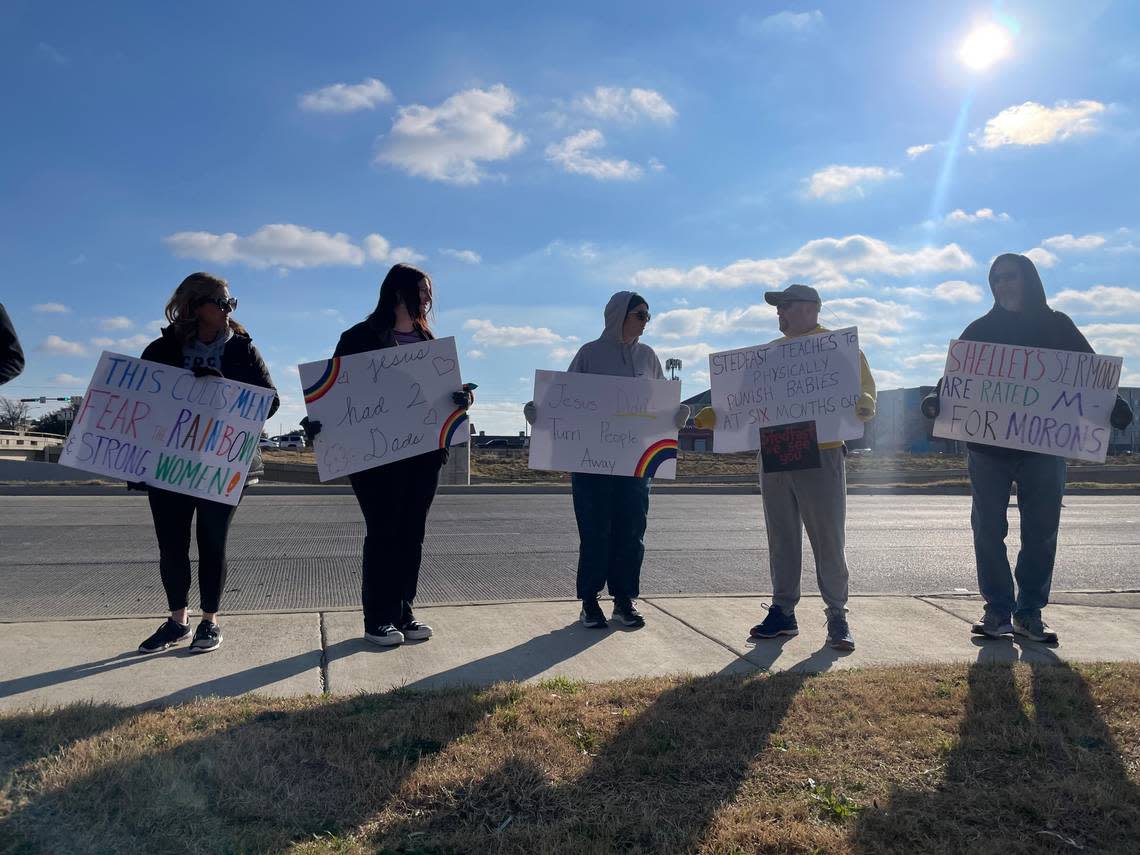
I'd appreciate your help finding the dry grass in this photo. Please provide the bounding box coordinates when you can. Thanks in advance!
[2,663,1139,854]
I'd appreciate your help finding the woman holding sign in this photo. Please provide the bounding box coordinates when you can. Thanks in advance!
[137,272,278,655]
[304,264,474,647]
[921,253,1133,644]
[525,291,689,630]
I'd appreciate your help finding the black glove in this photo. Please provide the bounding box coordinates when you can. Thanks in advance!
[451,383,476,408]
[126,481,149,493]
[300,416,322,441]
[920,392,940,419]
[192,366,223,378]
[1111,396,1134,431]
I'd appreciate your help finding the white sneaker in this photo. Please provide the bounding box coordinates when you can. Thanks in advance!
[1013,614,1059,644]
[365,624,404,646]
[971,613,1014,638]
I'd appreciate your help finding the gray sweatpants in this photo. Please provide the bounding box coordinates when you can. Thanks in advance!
[760,446,849,613]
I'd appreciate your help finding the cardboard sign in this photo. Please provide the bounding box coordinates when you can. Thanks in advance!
[299,336,468,481]
[760,421,821,472]
[527,369,681,479]
[708,326,865,452]
[60,352,273,504]
[932,339,1123,462]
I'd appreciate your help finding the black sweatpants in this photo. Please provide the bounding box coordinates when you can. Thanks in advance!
[349,450,446,630]
[571,472,651,602]
[147,487,239,614]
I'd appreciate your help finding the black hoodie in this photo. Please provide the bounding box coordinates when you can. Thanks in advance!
[0,303,24,385]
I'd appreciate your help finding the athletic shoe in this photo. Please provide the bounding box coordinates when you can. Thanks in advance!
[971,613,1014,639]
[189,620,223,653]
[580,598,608,629]
[1013,613,1059,644]
[137,618,191,654]
[365,624,405,646]
[612,598,646,628]
[401,619,433,641]
[749,604,799,639]
[826,611,855,651]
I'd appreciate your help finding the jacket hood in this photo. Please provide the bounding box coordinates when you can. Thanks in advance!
[603,291,637,343]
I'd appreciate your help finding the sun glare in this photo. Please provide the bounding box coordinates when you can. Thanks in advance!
[959,22,1012,71]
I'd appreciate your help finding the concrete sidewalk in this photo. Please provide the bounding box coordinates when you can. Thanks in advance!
[2,594,1138,710]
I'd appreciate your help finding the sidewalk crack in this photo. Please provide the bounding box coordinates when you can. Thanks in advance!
[915,596,974,624]
[643,598,757,667]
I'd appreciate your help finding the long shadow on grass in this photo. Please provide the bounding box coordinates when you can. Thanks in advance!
[852,644,1140,853]
[373,649,842,853]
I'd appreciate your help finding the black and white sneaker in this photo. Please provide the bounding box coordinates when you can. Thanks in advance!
[189,620,223,653]
[365,624,405,646]
[1013,613,1059,644]
[580,598,608,629]
[401,619,433,641]
[971,612,1014,639]
[612,599,646,628]
[137,618,191,654]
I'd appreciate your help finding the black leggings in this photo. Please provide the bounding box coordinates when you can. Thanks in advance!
[148,487,239,614]
[350,450,445,629]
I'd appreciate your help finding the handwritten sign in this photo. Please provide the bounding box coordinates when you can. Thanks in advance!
[527,370,681,479]
[932,339,1122,462]
[299,336,468,481]
[708,327,864,453]
[60,352,273,505]
[760,421,821,472]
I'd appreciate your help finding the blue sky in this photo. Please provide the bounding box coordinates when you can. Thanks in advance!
[3,1,1139,435]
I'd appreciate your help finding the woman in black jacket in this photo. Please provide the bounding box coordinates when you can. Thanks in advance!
[136,272,278,655]
[307,263,472,646]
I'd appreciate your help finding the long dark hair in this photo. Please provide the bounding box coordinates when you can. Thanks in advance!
[366,263,433,335]
[988,253,1047,310]
[164,272,248,344]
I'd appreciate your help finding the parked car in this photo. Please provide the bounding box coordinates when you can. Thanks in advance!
[273,434,307,450]
[258,437,279,449]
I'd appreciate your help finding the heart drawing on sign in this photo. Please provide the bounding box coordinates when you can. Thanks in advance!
[432,356,456,376]
[423,408,438,425]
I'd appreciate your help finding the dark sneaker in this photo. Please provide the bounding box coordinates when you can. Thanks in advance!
[401,619,433,641]
[137,618,191,654]
[364,624,404,646]
[826,611,855,651]
[1013,613,1059,644]
[971,613,1014,639]
[612,599,646,628]
[750,604,798,639]
[189,620,223,653]
[580,598,608,629]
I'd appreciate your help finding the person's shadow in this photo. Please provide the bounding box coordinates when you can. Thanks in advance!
[852,643,1140,853]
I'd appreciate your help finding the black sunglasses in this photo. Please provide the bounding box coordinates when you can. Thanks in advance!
[628,310,651,322]
[196,296,238,312]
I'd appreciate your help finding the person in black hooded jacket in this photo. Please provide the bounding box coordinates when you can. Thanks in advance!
[922,253,1133,644]
[0,303,25,385]
[135,272,278,655]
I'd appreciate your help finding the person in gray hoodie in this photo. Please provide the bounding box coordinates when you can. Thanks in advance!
[525,291,689,629]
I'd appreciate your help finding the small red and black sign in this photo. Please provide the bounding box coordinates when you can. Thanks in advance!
[760,421,821,472]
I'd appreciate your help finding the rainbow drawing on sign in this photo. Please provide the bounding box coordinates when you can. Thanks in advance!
[635,438,678,478]
[303,358,341,404]
[439,408,469,448]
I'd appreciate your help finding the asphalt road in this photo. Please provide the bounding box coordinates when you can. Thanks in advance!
[2,493,1139,620]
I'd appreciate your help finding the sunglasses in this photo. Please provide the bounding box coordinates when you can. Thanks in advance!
[196,296,238,312]
[628,310,651,322]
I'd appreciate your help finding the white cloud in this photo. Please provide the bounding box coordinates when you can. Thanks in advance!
[824,297,923,346]
[90,337,114,347]
[902,352,950,368]
[1051,285,1140,316]
[375,84,526,185]
[37,42,68,65]
[48,372,85,386]
[91,334,150,351]
[299,77,393,113]
[1023,247,1059,268]
[99,316,132,331]
[37,335,86,356]
[546,129,643,180]
[463,318,576,346]
[441,248,482,265]
[1080,323,1140,358]
[32,303,71,314]
[806,165,901,200]
[872,368,908,389]
[388,246,426,264]
[362,234,390,262]
[575,86,677,124]
[544,240,600,262]
[164,224,420,269]
[744,10,824,35]
[649,341,717,365]
[976,100,1106,149]
[466,349,486,359]
[632,234,974,291]
[932,280,984,303]
[906,143,935,159]
[1041,233,1106,251]
[549,346,578,363]
[653,306,774,340]
[945,207,1010,224]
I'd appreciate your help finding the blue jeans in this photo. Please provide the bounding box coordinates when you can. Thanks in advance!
[968,450,1067,619]
[571,473,651,602]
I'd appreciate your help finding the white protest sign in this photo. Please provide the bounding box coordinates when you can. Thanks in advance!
[932,339,1122,462]
[299,336,468,481]
[60,351,273,505]
[527,370,681,479]
[708,326,864,452]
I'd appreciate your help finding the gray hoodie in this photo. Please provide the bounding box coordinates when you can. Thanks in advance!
[567,291,665,379]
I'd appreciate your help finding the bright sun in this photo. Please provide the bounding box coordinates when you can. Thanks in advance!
[959,22,1012,71]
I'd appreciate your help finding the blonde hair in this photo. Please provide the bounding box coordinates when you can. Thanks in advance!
[164,272,248,343]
